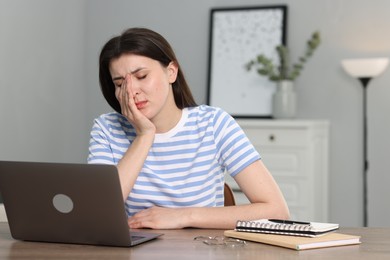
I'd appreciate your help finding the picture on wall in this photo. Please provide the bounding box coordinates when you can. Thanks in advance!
[207,5,287,118]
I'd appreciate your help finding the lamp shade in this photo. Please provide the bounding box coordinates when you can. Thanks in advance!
[341,58,389,78]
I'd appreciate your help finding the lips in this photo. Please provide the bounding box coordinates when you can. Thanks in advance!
[135,100,147,109]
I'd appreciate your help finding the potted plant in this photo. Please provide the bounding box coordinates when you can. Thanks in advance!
[245,31,321,118]
[245,31,321,82]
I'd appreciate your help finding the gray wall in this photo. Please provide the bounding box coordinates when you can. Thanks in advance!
[0,0,88,163]
[1,0,390,227]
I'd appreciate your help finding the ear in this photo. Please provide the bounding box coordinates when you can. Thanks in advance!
[167,61,179,84]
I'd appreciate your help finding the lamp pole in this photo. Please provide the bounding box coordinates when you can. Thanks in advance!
[359,77,371,227]
[341,57,389,227]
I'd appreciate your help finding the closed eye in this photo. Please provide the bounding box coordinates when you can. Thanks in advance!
[137,74,147,80]
[113,79,124,88]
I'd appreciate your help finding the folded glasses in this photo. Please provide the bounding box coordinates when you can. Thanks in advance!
[194,236,246,247]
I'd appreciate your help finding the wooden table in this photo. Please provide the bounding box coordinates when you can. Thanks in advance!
[0,222,389,259]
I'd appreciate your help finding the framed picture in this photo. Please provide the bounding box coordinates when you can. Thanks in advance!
[207,5,287,118]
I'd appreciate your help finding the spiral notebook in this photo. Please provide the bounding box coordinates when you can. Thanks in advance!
[235,219,339,237]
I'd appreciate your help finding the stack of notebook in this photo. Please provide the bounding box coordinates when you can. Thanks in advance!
[224,219,361,250]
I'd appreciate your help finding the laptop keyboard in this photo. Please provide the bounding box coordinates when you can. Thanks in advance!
[131,235,144,241]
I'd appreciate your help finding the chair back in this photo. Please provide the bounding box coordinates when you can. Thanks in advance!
[224,183,236,206]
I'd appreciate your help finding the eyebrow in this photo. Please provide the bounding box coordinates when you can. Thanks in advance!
[112,67,146,81]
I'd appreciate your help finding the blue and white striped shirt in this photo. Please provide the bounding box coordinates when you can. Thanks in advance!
[88,105,260,217]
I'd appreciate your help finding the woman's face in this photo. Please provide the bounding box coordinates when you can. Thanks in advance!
[109,53,178,120]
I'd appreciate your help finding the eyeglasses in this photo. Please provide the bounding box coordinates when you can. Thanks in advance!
[194,236,246,247]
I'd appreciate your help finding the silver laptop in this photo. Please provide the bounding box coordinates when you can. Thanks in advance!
[0,160,162,247]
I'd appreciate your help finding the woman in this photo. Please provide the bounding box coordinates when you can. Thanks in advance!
[88,27,289,229]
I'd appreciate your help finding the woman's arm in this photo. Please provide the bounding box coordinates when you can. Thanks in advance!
[189,160,290,229]
[115,74,156,200]
[128,160,290,229]
[116,134,154,201]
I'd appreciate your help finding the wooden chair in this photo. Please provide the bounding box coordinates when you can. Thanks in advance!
[224,183,236,206]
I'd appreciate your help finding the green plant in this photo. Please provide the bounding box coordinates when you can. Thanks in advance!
[245,31,321,82]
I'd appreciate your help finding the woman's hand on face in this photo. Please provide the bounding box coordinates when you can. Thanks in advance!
[127,206,188,229]
[116,74,156,136]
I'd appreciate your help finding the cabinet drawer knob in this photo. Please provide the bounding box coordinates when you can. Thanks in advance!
[269,134,275,141]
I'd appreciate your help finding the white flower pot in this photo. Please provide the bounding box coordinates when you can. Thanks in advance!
[272,80,296,119]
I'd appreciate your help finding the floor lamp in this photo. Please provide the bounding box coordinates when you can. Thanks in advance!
[341,58,389,227]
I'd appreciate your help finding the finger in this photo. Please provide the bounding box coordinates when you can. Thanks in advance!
[128,220,148,229]
[115,85,125,114]
[121,78,127,107]
[128,213,146,228]
[121,78,134,120]
[117,87,126,114]
[128,217,155,229]
[124,75,138,114]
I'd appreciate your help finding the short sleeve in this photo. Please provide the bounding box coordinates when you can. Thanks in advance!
[87,117,116,165]
[212,108,261,177]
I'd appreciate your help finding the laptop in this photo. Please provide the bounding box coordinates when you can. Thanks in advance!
[0,160,163,247]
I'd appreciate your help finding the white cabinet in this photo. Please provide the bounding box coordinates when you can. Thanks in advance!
[226,119,329,222]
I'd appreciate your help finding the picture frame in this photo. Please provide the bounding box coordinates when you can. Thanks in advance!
[206,5,287,118]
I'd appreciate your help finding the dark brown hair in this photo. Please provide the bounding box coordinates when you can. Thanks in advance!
[99,27,197,113]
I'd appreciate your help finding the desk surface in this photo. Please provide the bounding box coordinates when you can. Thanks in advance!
[1,222,389,259]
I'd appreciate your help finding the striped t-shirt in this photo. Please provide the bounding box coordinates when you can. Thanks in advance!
[88,105,260,217]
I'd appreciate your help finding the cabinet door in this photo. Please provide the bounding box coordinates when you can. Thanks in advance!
[261,148,314,220]
[227,120,328,222]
